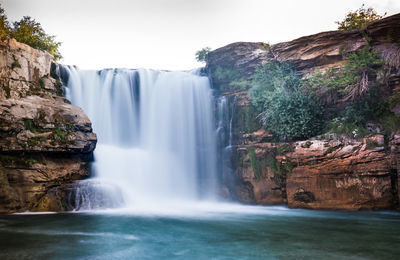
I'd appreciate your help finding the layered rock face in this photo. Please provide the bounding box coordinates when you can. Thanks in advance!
[0,39,97,213]
[209,14,400,210]
[208,13,400,88]
[286,135,398,210]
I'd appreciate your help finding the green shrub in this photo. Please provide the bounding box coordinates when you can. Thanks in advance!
[11,60,21,69]
[324,86,388,138]
[276,144,293,154]
[305,45,384,102]
[0,5,62,61]
[249,61,301,112]
[214,66,241,82]
[195,47,211,63]
[302,45,387,139]
[249,61,323,140]
[379,113,400,133]
[214,66,250,91]
[24,119,36,133]
[0,6,10,39]
[11,16,62,61]
[259,89,324,140]
[325,118,369,138]
[338,45,384,101]
[336,4,385,30]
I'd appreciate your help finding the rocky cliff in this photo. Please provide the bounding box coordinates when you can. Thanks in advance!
[0,38,97,213]
[209,14,400,210]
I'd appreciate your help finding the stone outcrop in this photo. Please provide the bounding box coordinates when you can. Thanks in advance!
[285,134,398,210]
[208,13,400,90]
[209,14,400,210]
[228,125,400,211]
[0,38,97,213]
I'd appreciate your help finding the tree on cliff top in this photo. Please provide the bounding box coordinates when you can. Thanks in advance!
[336,4,386,30]
[0,6,10,39]
[11,16,62,61]
[195,47,212,63]
[0,5,62,61]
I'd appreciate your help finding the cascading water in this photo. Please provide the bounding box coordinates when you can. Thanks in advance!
[216,96,236,193]
[62,67,218,211]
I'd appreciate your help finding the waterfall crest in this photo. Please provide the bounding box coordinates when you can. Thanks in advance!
[63,67,218,210]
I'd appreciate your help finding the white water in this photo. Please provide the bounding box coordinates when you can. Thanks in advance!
[63,68,218,211]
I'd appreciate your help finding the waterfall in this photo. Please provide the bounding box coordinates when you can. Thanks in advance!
[216,96,236,198]
[62,67,218,211]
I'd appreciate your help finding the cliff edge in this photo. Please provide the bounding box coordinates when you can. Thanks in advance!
[0,38,97,213]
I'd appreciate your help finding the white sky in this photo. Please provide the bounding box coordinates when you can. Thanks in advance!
[1,0,400,70]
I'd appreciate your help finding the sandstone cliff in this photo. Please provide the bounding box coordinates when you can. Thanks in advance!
[209,14,400,210]
[0,38,97,213]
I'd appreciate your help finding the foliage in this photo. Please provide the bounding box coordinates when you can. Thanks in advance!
[248,147,261,180]
[11,16,62,60]
[265,147,293,188]
[0,5,62,61]
[325,119,369,139]
[258,89,324,140]
[234,105,260,134]
[324,86,391,138]
[249,61,323,140]
[214,66,250,91]
[249,61,301,111]
[336,4,385,30]
[11,61,21,69]
[214,66,241,81]
[195,47,211,63]
[378,112,400,134]
[276,144,293,155]
[0,5,10,39]
[338,45,384,101]
[305,45,384,102]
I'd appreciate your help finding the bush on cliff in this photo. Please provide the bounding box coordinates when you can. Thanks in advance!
[304,45,384,103]
[11,16,62,61]
[324,86,385,138]
[249,61,324,140]
[0,6,10,39]
[336,4,385,30]
[0,5,62,61]
[249,61,301,111]
[258,89,324,140]
[303,44,394,138]
[195,47,212,63]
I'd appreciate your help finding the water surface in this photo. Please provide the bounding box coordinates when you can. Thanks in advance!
[1,205,399,259]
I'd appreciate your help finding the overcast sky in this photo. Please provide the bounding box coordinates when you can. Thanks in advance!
[2,0,400,70]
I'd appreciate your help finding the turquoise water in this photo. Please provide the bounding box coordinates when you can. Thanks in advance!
[0,205,399,259]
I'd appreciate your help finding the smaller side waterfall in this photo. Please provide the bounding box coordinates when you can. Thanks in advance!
[216,96,236,193]
[69,180,124,211]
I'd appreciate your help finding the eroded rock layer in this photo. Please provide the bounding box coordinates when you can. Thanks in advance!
[0,39,97,213]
